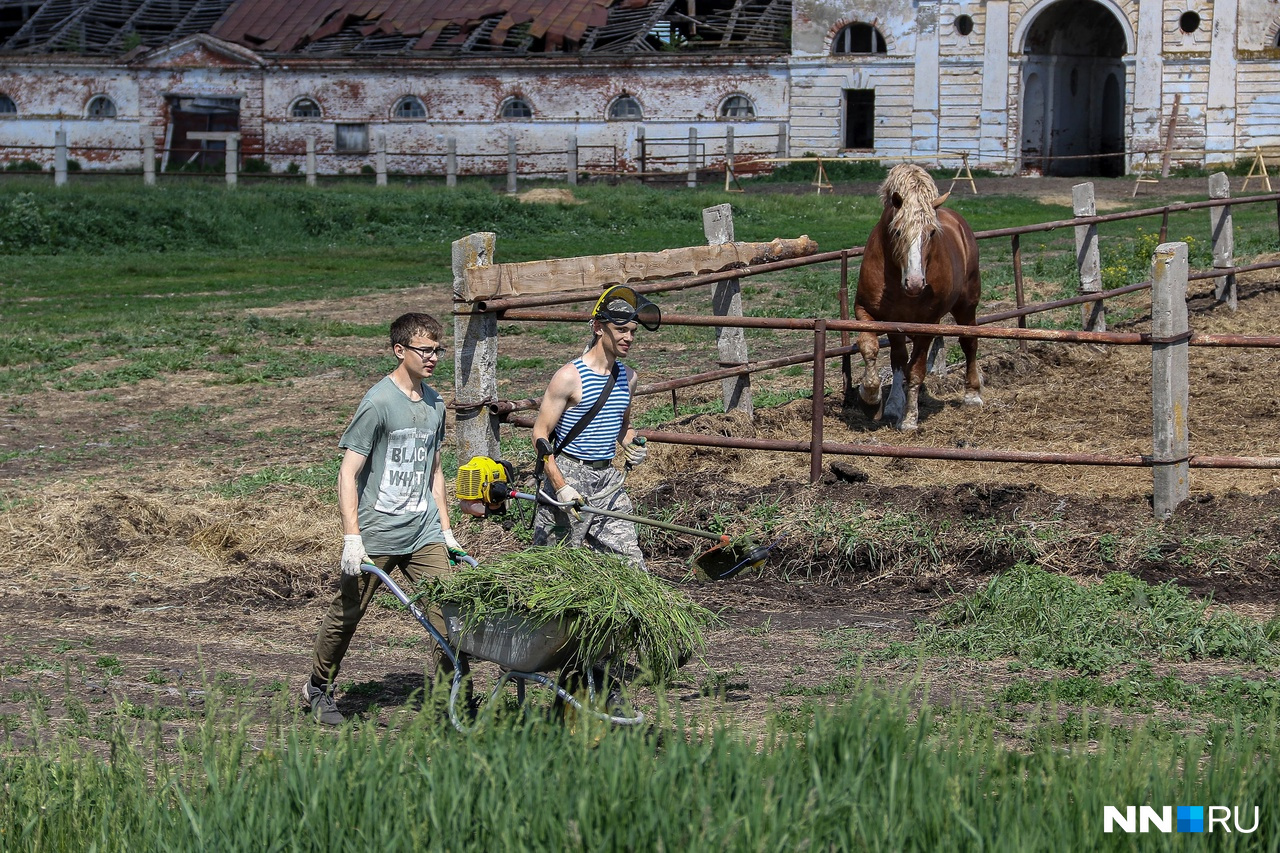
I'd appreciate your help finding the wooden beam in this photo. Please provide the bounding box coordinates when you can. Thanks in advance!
[458,235,819,301]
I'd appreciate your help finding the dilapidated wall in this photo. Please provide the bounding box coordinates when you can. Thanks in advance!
[3,0,1280,176]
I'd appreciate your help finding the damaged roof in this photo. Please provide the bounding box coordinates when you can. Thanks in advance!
[0,0,791,56]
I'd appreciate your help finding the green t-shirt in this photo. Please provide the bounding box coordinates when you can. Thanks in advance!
[338,375,446,556]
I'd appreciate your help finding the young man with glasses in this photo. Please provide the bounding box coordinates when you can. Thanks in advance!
[302,312,470,725]
[531,286,660,570]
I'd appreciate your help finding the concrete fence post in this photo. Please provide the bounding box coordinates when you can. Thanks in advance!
[1209,172,1236,310]
[375,131,388,186]
[567,134,578,186]
[507,135,517,194]
[225,134,238,187]
[142,134,155,186]
[703,203,753,418]
[305,136,317,186]
[1072,182,1104,331]
[725,126,734,173]
[777,122,788,159]
[1151,241,1190,520]
[452,232,501,466]
[446,137,457,188]
[637,125,646,179]
[687,127,698,188]
[54,130,67,186]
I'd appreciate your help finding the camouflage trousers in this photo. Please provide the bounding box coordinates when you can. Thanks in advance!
[533,455,646,571]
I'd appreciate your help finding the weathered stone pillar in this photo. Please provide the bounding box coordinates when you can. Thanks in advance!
[142,134,155,186]
[1073,182,1105,331]
[305,136,317,186]
[703,204,752,418]
[1150,242,1190,519]
[225,134,238,187]
[54,130,67,186]
[452,233,501,466]
[1209,172,1236,309]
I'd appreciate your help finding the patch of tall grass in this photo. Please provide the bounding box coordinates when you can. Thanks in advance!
[921,563,1280,672]
[3,686,1276,851]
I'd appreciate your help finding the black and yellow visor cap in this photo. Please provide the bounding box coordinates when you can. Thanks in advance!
[591,285,661,332]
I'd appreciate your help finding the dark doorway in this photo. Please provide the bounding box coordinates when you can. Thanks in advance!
[843,89,875,149]
[164,96,240,171]
[1019,0,1126,176]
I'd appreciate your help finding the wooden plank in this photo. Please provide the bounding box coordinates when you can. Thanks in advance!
[458,236,820,301]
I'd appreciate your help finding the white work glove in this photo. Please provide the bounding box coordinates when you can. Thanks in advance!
[622,437,648,467]
[556,485,585,520]
[443,529,470,565]
[341,534,370,577]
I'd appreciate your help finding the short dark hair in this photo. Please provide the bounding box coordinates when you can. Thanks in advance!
[390,312,443,348]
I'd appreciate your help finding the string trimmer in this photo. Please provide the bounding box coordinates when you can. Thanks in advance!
[456,455,776,580]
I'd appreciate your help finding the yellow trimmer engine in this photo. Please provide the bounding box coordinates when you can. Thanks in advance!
[456,456,515,518]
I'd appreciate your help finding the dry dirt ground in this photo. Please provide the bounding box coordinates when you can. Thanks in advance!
[2,178,1279,743]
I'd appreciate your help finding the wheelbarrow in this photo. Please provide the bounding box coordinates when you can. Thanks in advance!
[361,561,644,734]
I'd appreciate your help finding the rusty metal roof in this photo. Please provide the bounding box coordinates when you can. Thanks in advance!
[1,0,791,56]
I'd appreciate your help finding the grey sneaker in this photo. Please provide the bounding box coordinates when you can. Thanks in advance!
[301,681,344,726]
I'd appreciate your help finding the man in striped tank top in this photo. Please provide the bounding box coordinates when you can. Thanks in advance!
[531,286,659,570]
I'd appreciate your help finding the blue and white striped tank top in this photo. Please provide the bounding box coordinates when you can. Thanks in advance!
[556,359,631,461]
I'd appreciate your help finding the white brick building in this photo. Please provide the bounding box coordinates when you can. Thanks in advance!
[1,0,1277,176]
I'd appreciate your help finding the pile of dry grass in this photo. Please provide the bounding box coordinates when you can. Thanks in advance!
[3,482,335,607]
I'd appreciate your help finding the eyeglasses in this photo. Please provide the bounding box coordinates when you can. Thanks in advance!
[402,344,446,359]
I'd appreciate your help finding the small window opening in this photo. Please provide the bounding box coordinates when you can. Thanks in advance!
[87,95,116,118]
[608,95,643,121]
[0,94,16,115]
[291,98,321,118]
[832,23,887,54]
[393,96,426,119]
[500,97,533,119]
[720,95,756,119]
[955,15,974,36]
[1179,11,1201,33]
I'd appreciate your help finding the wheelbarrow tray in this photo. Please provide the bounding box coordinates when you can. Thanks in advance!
[443,605,595,672]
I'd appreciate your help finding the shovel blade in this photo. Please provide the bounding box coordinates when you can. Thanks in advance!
[693,541,772,582]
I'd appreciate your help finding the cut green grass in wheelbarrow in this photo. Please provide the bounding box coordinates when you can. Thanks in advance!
[419,546,718,684]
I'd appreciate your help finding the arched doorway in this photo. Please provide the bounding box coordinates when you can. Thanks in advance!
[1019,0,1127,176]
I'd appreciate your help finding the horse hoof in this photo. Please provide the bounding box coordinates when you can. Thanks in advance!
[853,385,882,417]
[896,416,919,432]
[963,393,984,408]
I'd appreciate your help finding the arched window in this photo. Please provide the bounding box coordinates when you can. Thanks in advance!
[291,97,321,118]
[87,95,116,118]
[832,23,888,54]
[500,97,533,119]
[608,95,643,121]
[392,96,426,119]
[719,94,756,119]
[0,94,15,115]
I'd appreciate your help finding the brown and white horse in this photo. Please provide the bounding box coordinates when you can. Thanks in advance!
[854,163,983,430]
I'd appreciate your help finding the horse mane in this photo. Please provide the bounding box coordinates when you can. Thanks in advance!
[879,164,942,264]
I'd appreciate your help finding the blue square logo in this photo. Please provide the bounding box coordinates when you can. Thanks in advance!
[1178,806,1205,833]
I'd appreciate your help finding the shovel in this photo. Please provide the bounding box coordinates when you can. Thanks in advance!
[494,481,776,581]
